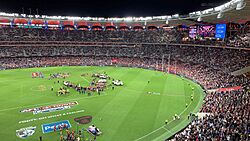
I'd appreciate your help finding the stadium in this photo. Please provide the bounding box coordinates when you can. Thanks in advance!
[0,0,249,141]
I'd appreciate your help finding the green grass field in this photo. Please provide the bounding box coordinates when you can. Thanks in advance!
[0,66,204,141]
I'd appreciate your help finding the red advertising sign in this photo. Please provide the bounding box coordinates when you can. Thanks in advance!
[111,58,118,63]
[217,86,242,92]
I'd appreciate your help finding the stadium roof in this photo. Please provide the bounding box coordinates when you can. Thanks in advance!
[0,0,227,17]
[201,0,250,23]
[0,0,248,25]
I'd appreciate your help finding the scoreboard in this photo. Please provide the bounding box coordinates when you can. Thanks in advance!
[215,24,227,39]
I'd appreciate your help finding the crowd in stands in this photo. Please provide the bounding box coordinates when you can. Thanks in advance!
[171,79,249,141]
[1,54,249,140]
[0,44,249,90]
[0,27,249,141]
[0,28,180,43]
[227,32,250,48]
[0,27,249,48]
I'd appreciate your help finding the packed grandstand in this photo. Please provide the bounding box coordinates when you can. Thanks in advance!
[0,0,249,141]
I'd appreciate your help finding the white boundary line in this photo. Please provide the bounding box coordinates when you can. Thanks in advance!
[134,82,200,141]
[162,126,174,135]
[134,100,193,141]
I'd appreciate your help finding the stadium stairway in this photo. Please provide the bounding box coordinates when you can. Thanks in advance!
[231,66,250,76]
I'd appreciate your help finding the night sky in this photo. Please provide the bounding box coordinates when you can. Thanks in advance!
[0,0,228,17]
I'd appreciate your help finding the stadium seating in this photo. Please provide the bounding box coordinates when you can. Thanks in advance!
[0,27,249,141]
[0,27,249,48]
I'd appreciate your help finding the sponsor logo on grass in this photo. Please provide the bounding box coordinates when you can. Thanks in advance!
[42,120,71,133]
[74,116,92,124]
[20,101,78,114]
[16,126,36,138]
[19,109,85,124]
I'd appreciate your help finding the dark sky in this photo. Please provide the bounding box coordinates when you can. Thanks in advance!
[0,0,228,17]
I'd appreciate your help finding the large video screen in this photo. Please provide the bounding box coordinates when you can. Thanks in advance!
[197,25,215,38]
[215,24,226,39]
[189,25,216,39]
